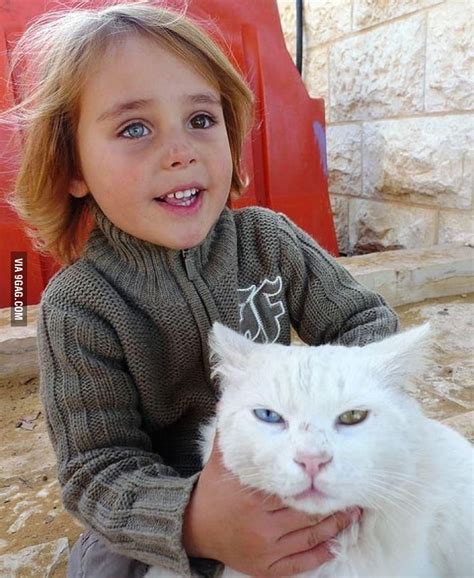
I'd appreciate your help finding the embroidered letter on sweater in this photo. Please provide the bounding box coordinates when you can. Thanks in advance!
[238,276,285,343]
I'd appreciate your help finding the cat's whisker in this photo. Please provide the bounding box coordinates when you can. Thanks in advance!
[359,469,434,496]
[358,492,413,539]
[364,479,420,501]
[242,486,272,501]
[364,478,422,501]
[364,474,428,503]
[261,492,281,507]
[218,469,244,479]
[217,471,242,483]
[368,470,428,486]
[337,463,426,482]
[363,481,425,519]
[363,479,421,504]
[370,502,412,540]
[369,475,425,489]
[217,466,259,479]
[216,475,271,497]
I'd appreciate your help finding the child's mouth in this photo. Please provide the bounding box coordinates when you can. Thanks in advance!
[154,187,202,207]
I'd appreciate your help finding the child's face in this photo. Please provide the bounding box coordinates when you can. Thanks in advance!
[71,34,233,250]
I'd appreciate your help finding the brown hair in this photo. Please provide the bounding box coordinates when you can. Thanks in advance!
[1,1,254,264]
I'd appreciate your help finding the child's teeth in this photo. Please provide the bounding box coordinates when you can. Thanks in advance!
[166,188,198,200]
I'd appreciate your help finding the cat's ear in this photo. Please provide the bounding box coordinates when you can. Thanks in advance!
[208,323,256,386]
[365,323,432,385]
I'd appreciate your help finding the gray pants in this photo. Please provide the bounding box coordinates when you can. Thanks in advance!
[67,530,149,578]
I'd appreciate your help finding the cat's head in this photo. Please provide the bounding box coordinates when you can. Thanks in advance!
[209,323,431,515]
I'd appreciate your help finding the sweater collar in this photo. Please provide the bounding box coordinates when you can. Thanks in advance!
[84,198,235,284]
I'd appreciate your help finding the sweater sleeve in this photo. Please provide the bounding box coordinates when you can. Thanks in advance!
[277,213,399,346]
[37,299,199,575]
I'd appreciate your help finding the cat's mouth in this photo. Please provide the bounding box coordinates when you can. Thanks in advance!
[293,483,329,500]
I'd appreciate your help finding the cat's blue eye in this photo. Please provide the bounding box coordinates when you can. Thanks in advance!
[253,408,283,424]
[189,113,216,129]
[120,122,150,139]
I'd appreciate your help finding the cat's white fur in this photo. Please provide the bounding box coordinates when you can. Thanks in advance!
[146,324,473,578]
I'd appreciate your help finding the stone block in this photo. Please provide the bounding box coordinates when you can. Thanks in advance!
[439,211,474,245]
[327,123,362,196]
[303,46,328,100]
[363,116,473,209]
[353,0,442,30]
[329,15,424,121]
[329,194,350,255]
[0,538,69,578]
[350,198,437,253]
[277,0,352,48]
[426,0,474,112]
[338,244,474,306]
[304,0,352,46]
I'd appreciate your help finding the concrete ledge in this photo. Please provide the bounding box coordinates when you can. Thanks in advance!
[0,244,473,382]
[337,243,474,307]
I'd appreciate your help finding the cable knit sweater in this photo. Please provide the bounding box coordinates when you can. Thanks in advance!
[37,202,399,576]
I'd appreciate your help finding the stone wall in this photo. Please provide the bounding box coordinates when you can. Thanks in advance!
[277,0,473,254]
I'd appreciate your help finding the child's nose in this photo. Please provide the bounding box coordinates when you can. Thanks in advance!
[161,139,196,169]
[293,451,333,477]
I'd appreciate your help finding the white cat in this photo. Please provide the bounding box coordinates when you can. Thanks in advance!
[146,323,473,578]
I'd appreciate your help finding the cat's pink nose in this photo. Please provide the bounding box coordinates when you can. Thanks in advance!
[294,452,333,477]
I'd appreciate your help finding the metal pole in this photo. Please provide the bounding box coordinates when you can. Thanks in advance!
[296,0,303,75]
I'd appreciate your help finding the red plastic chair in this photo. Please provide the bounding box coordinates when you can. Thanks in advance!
[0,0,337,308]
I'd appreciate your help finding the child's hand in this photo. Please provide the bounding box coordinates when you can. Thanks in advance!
[182,435,360,576]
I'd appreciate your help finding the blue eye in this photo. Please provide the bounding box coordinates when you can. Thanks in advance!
[190,113,216,129]
[253,408,284,424]
[121,122,150,139]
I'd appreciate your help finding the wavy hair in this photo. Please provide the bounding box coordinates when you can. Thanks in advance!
[1,1,254,264]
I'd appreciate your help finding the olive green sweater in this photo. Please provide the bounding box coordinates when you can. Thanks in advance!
[37,202,398,576]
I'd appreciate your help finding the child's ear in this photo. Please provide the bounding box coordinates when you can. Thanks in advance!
[70,178,89,198]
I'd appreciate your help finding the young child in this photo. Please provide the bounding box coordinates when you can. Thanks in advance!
[3,2,399,577]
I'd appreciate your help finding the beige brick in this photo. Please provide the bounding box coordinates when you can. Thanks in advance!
[327,124,362,196]
[303,45,328,100]
[329,194,350,255]
[276,0,353,48]
[304,0,352,45]
[426,0,474,111]
[439,211,474,244]
[353,0,442,29]
[350,199,437,253]
[329,15,425,121]
[363,116,473,209]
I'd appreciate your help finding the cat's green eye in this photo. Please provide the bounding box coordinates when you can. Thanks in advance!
[338,409,369,426]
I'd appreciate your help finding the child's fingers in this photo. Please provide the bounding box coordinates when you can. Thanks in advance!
[267,505,326,533]
[264,540,333,577]
[259,492,289,512]
[273,508,358,562]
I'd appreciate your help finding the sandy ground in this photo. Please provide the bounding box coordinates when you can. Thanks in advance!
[0,294,472,576]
